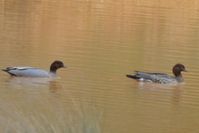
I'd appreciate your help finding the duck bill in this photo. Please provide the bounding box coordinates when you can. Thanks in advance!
[183,69,187,72]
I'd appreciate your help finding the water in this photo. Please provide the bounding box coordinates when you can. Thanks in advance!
[1,0,199,133]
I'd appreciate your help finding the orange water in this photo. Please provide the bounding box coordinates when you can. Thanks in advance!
[0,0,199,132]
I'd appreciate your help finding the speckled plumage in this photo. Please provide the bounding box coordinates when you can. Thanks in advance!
[126,64,186,84]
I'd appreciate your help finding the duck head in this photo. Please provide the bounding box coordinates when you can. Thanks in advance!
[50,60,65,73]
[172,63,187,77]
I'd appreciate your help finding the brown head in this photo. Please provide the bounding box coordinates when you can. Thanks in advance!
[50,60,65,73]
[172,63,187,77]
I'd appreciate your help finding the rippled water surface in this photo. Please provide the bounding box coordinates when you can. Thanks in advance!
[1,0,199,133]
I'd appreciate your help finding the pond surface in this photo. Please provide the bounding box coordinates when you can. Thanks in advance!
[1,0,199,133]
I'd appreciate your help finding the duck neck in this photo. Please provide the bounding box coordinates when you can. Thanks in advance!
[175,74,183,82]
[50,66,57,74]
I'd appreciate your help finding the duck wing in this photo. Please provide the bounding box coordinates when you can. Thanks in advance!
[2,67,33,76]
[127,71,174,83]
[3,67,34,71]
[2,67,50,77]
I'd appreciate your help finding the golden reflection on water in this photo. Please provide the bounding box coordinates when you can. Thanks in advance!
[1,0,199,133]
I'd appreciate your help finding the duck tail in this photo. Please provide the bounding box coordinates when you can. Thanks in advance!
[126,74,139,79]
[2,69,8,72]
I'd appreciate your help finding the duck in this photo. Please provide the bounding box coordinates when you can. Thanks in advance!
[126,64,187,84]
[2,60,66,77]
